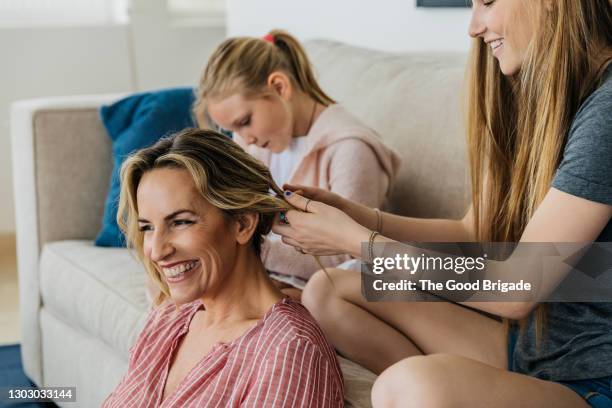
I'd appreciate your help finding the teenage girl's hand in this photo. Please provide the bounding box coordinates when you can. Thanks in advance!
[282,184,347,210]
[272,191,370,257]
[282,184,381,233]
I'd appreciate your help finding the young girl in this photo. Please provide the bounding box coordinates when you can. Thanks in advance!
[274,0,612,406]
[193,29,401,293]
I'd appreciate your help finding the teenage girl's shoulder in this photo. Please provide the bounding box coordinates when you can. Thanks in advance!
[554,67,612,204]
[570,66,612,136]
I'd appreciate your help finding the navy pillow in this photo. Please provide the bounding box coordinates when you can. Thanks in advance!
[95,87,196,247]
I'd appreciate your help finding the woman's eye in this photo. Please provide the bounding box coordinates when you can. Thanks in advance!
[483,0,495,7]
[139,225,152,232]
[174,220,194,227]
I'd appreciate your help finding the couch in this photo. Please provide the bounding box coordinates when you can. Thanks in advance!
[11,40,470,407]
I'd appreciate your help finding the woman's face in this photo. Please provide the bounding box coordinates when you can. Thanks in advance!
[469,0,534,76]
[136,167,241,304]
[207,91,294,153]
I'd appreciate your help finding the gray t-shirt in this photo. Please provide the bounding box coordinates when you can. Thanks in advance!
[511,65,612,381]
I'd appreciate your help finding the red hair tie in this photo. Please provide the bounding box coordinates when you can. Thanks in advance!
[262,34,275,44]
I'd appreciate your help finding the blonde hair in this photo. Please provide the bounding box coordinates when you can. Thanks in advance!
[466,0,612,338]
[117,128,292,305]
[194,29,335,128]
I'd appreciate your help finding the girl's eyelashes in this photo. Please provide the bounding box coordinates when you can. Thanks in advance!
[483,0,495,7]
[239,116,251,127]
[138,224,152,232]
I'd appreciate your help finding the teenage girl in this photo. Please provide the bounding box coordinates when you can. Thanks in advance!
[274,1,612,406]
[193,29,400,296]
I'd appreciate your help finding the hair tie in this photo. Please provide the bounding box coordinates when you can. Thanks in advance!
[262,34,275,44]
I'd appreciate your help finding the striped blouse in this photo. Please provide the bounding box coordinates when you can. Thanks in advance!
[102,297,344,407]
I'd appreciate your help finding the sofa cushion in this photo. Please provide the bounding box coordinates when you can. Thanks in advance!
[39,240,149,354]
[95,88,196,247]
[306,40,471,220]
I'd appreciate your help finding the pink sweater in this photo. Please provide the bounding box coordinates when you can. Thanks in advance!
[235,105,401,281]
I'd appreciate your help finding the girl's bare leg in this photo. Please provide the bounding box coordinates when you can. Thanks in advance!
[302,268,506,374]
[372,354,588,408]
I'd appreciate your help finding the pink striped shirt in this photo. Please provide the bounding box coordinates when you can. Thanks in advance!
[102,298,344,407]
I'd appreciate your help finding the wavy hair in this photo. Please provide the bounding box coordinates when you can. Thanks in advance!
[117,128,292,304]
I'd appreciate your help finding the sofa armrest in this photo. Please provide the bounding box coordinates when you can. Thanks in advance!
[10,93,125,385]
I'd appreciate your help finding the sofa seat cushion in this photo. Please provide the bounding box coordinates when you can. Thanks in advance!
[39,240,149,355]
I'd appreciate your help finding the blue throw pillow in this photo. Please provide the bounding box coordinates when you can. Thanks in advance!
[95,87,196,247]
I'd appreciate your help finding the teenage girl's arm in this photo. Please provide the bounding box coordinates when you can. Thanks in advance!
[274,187,612,318]
[282,184,476,243]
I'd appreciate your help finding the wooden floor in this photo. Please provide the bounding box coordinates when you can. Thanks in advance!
[0,234,20,345]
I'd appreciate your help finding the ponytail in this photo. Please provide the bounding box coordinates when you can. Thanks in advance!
[194,29,335,127]
[268,29,335,106]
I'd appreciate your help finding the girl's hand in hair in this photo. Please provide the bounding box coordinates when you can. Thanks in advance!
[282,184,347,210]
[283,183,383,233]
[272,191,370,257]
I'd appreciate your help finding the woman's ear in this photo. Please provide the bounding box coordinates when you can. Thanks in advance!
[267,71,293,101]
[234,212,259,246]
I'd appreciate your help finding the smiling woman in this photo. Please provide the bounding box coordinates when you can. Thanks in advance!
[101,128,344,407]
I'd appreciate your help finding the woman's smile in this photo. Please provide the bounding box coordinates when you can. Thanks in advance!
[161,260,201,284]
[489,38,504,56]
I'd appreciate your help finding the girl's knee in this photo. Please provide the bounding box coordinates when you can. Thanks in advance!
[302,269,336,315]
[372,355,457,408]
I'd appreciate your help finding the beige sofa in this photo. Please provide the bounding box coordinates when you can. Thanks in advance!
[11,40,470,407]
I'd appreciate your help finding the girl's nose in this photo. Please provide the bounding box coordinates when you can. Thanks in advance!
[468,9,486,38]
[244,135,258,145]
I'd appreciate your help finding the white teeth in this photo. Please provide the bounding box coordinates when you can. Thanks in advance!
[163,261,198,278]
[491,39,503,50]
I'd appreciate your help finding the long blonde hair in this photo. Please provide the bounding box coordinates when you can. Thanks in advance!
[466,0,612,337]
[117,129,292,305]
[193,29,335,128]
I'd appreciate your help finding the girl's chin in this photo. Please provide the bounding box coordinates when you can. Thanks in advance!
[498,58,521,77]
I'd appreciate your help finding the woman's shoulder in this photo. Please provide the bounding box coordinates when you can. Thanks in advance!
[255,298,342,383]
[261,298,334,350]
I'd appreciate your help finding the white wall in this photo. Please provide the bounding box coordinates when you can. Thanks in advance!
[0,2,225,234]
[0,25,133,234]
[129,0,225,90]
[227,0,473,53]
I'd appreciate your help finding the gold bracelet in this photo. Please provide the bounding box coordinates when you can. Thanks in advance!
[374,208,383,233]
[368,230,379,264]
